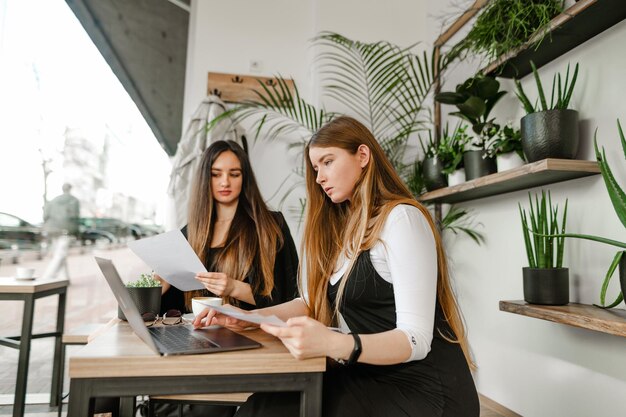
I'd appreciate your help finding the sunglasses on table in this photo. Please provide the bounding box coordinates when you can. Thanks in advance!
[141,309,183,327]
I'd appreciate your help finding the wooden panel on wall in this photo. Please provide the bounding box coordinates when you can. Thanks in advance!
[207,72,295,103]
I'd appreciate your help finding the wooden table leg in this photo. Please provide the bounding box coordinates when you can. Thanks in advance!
[67,379,94,417]
[119,397,136,417]
[300,372,323,417]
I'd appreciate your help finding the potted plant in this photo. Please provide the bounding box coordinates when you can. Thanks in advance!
[435,74,507,180]
[419,123,472,191]
[440,123,471,186]
[449,0,564,65]
[514,61,580,162]
[118,272,162,320]
[420,129,447,192]
[489,123,526,171]
[519,190,569,305]
[540,121,626,308]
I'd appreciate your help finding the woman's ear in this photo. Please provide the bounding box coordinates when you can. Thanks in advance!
[357,144,371,168]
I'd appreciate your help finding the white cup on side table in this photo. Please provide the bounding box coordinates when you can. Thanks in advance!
[15,267,36,280]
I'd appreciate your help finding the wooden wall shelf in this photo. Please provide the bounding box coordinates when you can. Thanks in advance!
[419,159,600,204]
[482,0,626,78]
[207,72,294,103]
[500,300,626,338]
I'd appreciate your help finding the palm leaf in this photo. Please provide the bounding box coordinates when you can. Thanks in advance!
[316,32,441,162]
[440,206,486,245]
[316,32,412,137]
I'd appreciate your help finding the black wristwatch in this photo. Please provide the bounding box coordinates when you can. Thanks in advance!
[337,333,362,365]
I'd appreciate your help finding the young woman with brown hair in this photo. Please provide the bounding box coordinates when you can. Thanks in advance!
[195,117,479,417]
[160,140,299,314]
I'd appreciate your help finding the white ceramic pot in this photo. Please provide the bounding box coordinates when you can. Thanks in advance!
[496,152,525,172]
[447,168,466,186]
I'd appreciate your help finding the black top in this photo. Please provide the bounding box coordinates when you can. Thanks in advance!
[326,250,479,417]
[160,211,299,313]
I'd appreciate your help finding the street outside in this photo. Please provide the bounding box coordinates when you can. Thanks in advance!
[0,244,151,416]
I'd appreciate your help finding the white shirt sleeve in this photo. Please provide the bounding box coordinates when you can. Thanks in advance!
[370,204,438,361]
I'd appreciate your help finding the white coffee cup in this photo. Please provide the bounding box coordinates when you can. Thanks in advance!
[191,296,222,317]
[15,267,36,279]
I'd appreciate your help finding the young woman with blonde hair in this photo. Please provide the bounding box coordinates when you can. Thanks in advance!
[195,118,479,417]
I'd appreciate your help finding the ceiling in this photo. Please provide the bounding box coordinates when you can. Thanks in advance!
[65,0,190,156]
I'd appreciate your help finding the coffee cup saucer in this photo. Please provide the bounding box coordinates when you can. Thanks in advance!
[14,276,37,281]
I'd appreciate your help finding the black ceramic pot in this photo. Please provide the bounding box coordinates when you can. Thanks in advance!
[523,267,569,305]
[521,109,579,162]
[423,157,448,191]
[463,150,497,180]
[118,286,162,320]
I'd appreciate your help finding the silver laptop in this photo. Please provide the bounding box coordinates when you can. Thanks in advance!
[95,257,261,356]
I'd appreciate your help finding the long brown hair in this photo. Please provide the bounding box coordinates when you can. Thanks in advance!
[186,140,283,308]
[302,116,474,368]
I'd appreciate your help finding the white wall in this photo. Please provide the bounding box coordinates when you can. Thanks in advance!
[183,0,428,234]
[429,2,626,416]
[184,1,626,415]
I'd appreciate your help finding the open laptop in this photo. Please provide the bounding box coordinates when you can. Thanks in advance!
[95,257,261,356]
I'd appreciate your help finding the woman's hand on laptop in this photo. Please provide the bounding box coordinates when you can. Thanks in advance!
[192,305,260,332]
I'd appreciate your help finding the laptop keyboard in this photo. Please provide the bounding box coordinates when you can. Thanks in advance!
[148,325,219,353]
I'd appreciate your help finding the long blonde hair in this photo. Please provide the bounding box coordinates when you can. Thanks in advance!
[186,140,283,308]
[302,116,474,368]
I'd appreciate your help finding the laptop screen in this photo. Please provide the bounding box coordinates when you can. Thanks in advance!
[95,257,161,355]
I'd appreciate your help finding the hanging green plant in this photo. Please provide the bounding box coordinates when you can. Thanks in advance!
[450,0,564,63]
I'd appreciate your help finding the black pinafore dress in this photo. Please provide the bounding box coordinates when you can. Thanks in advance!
[235,250,479,417]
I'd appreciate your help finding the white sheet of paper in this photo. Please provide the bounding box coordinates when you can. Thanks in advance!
[127,230,206,291]
[197,302,287,327]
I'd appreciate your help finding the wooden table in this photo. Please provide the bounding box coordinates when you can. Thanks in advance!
[67,322,326,417]
[0,277,69,417]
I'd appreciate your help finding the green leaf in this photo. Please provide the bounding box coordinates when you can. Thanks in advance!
[562,62,579,109]
[531,61,548,112]
[595,128,626,230]
[514,78,535,114]
[594,293,624,309]
[534,232,626,249]
[435,92,466,104]
[457,96,486,120]
[475,76,499,99]
[599,251,623,306]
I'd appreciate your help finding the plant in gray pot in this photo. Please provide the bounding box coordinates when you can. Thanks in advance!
[118,273,162,320]
[519,190,569,305]
[419,129,448,191]
[435,74,506,180]
[514,61,580,162]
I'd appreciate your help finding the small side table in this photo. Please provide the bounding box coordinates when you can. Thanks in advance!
[0,277,69,417]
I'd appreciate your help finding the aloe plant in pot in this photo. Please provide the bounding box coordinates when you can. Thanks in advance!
[514,61,580,162]
[540,121,626,308]
[519,190,569,305]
